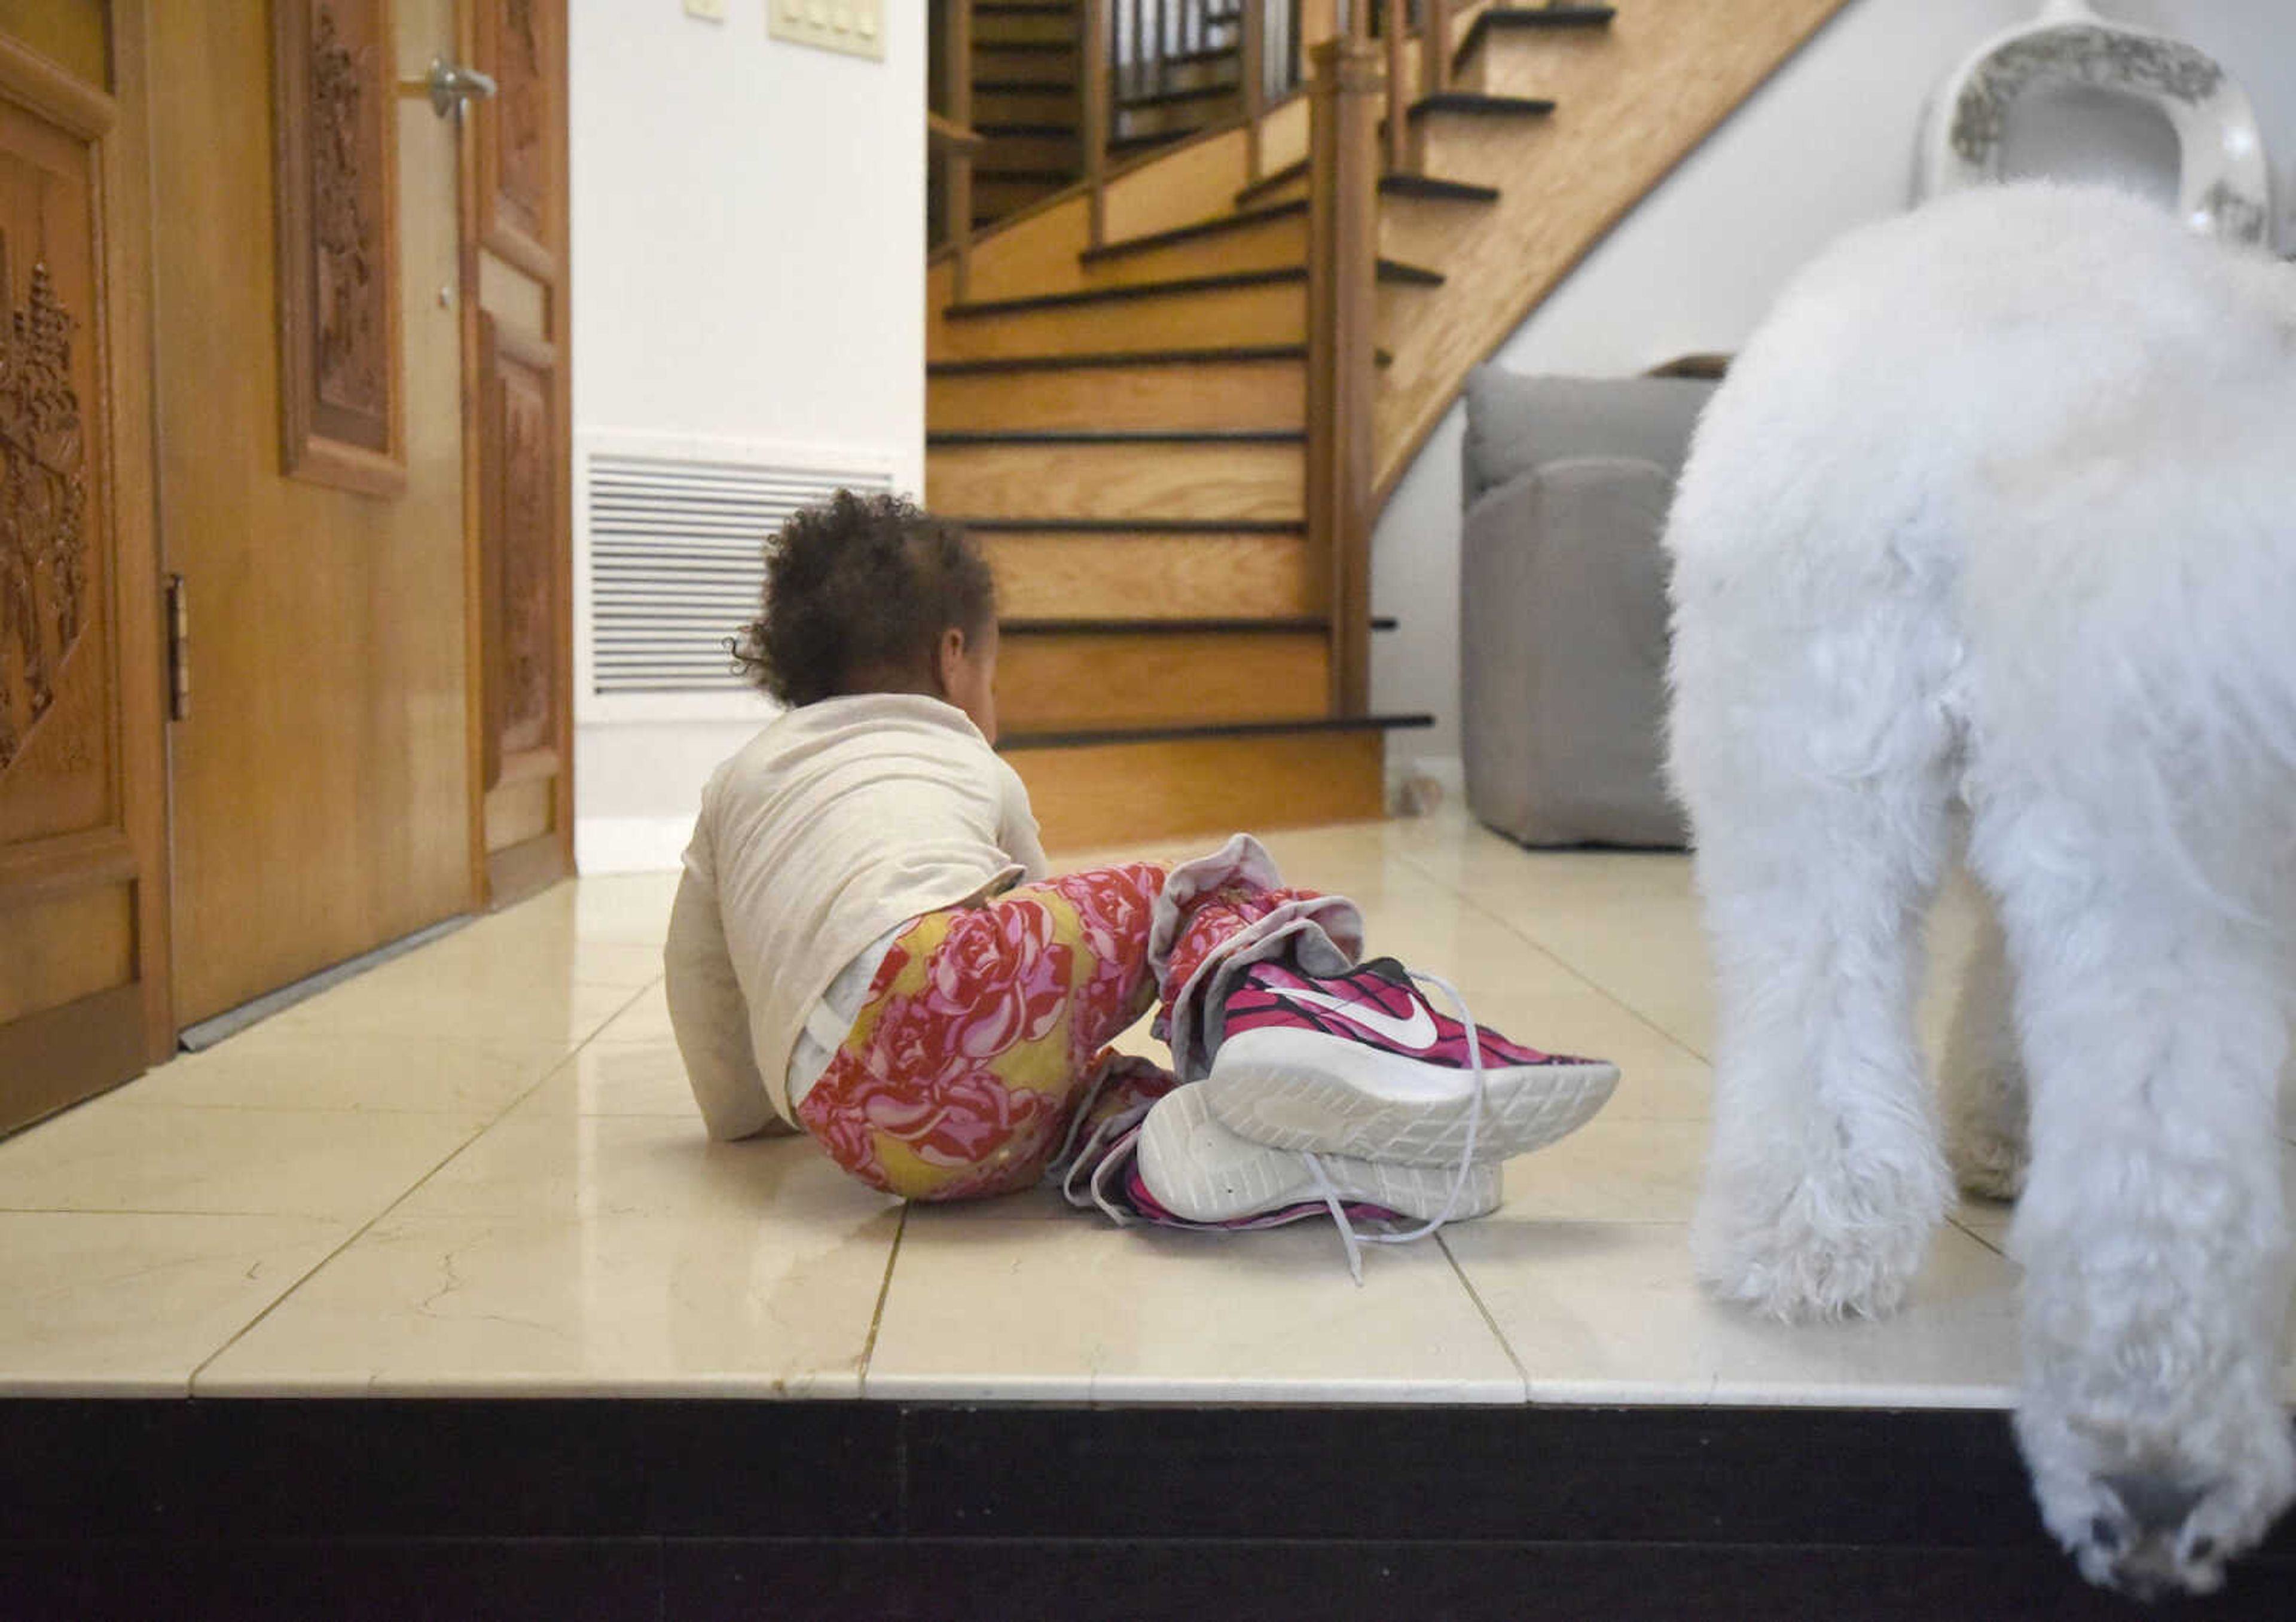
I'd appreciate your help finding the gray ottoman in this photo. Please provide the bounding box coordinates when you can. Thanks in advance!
[1460,368,1716,849]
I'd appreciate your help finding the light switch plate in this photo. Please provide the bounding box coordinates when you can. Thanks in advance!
[768,0,884,60]
[683,0,727,19]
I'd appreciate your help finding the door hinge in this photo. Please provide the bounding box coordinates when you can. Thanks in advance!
[165,573,190,721]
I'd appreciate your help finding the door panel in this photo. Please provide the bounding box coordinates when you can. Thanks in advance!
[467,0,569,905]
[153,0,471,1025]
[0,14,170,1133]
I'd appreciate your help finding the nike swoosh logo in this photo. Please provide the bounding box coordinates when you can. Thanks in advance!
[1275,983,1440,1050]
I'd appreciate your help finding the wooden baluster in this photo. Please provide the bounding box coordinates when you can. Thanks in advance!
[1423,0,1449,98]
[1381,0,1407,174]
[952,0,974,300]
[1084,0,1110,246]
[1242,0,1266,182]
[1304,34,1381,715]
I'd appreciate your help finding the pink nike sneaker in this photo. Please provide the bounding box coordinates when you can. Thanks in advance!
[1204,956,1619,1166]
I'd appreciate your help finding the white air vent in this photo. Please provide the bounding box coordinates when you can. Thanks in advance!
[576,437,897,721]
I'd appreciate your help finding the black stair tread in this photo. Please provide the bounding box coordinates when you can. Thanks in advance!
[1406,92,1556,121]
[1000,713,1436,751]
[978,78,1082,93]
[976,1,1076,11]
[972,39,1078,54]
[1234,157,1308,206]
[1379,172,1501,203]
[1110,129,1194,155]
[974,167,1073,183]
[1139,42,1242,69]
[944,261,1435,319]
[979,121,1079,137]
[1078,199,1308,264]
[951,517,1306,534]
[931,344,1306,376]
[1455,4,1618,72]
[930,428,1305,446]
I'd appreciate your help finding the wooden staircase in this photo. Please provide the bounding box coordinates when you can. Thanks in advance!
[927,0,1852,850]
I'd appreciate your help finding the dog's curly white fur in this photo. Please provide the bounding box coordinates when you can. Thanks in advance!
[1663,183,2296,1597]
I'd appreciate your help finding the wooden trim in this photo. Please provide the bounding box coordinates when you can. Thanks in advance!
[927,111,985,154]
[1000,711,1432,751]
[474,0,558,281]
[457,0,490,910]
[475,313,560,794]
[0,983,146,1136]
[0,26,115,138]
[270,0,407,499]
[548,0,574,884]
[0,830,137,908]
[1303,36,1382,717]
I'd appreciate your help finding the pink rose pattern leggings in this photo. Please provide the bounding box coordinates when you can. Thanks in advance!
[794,864,1305,1202]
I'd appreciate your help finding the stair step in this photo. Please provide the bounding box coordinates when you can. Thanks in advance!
[1118,79,1239,111]
[979,530,1316,620]
[976,86,1077,123]
[973,13,1076,46]
[1079,203,1309,285]
[1379,172,1501,203]
[927,438,1305,522]
[1454,4,1618,75]
[1109,127,1193,158]
[1406,92,1556,122]
[976,1,1075,11]
[1003,718,1433,850]
[1079,199,1306,265]
[997,627,1332,731]
[930,348,1305,434]
[1234,157,1308,207]
[978,132,1077,170]
[1115,97,1235,142]
[972,50,1077,86]
[956,517,1305,533]
[945,262,1436,321]
[978,121,1076,138]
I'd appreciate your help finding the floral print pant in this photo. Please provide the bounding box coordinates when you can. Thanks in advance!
[795,864,1302,1202]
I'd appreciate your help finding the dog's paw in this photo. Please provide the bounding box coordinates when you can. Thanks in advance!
[1944,1116,2027,1203]
[2021,1391,2296,1598]
[1692,1150,1946,1321]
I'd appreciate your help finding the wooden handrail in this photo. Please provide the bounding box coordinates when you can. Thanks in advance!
[1303,33,1382,715]
[927,111,984,154]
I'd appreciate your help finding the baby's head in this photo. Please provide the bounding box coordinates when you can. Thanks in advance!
[735,490,1001,740]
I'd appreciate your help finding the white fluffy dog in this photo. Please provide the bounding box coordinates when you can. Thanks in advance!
[1663,182,2296,1597]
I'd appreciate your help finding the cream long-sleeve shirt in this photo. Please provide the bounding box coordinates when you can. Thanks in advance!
[663,694,1051,1140]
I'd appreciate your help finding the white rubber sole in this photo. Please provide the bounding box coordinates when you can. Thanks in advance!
[1135,1083,1501,1224]
[1202,1025,1619,1166]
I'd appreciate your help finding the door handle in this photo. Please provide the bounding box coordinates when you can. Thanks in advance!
[405,58,498,119]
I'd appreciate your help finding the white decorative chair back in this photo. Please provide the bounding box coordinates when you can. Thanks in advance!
[1917,0,2272,246]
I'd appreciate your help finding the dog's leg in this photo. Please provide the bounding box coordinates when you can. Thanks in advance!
[1671,593,1958,1324]
[1977,810,2296,1596]
[1941,894,2029,1203]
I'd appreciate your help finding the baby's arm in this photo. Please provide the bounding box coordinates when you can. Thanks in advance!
[664,829,796,1141]
[995,760,1053,883]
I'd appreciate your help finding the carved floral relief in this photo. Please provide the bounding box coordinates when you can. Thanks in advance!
[0,249,88,775]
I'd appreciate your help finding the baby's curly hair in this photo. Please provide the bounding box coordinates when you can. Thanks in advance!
[732,490,997,708]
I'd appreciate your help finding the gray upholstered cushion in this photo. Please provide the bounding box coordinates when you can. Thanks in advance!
[1458,368,1716,849]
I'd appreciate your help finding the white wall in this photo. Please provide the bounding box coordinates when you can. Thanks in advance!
[569,0,925,871]
[1373,0,2296,785]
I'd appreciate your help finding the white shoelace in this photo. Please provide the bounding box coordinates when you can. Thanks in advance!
[1300,968,1488,1285]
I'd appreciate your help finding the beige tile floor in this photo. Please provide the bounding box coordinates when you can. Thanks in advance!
[3,810,2289,1407]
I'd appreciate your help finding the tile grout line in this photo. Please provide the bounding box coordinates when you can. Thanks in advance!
[1436,1231,1532,1401]
[1388,843,1714,1065]
[182,978,664,1394]
[856,1202,911,1396]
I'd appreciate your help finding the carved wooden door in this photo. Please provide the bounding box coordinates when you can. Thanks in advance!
[0,7,171,1133]
[466,0,571,905]
[152,0,477,1025]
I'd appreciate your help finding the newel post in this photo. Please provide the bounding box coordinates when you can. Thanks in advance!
[1304,34,1381,715]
